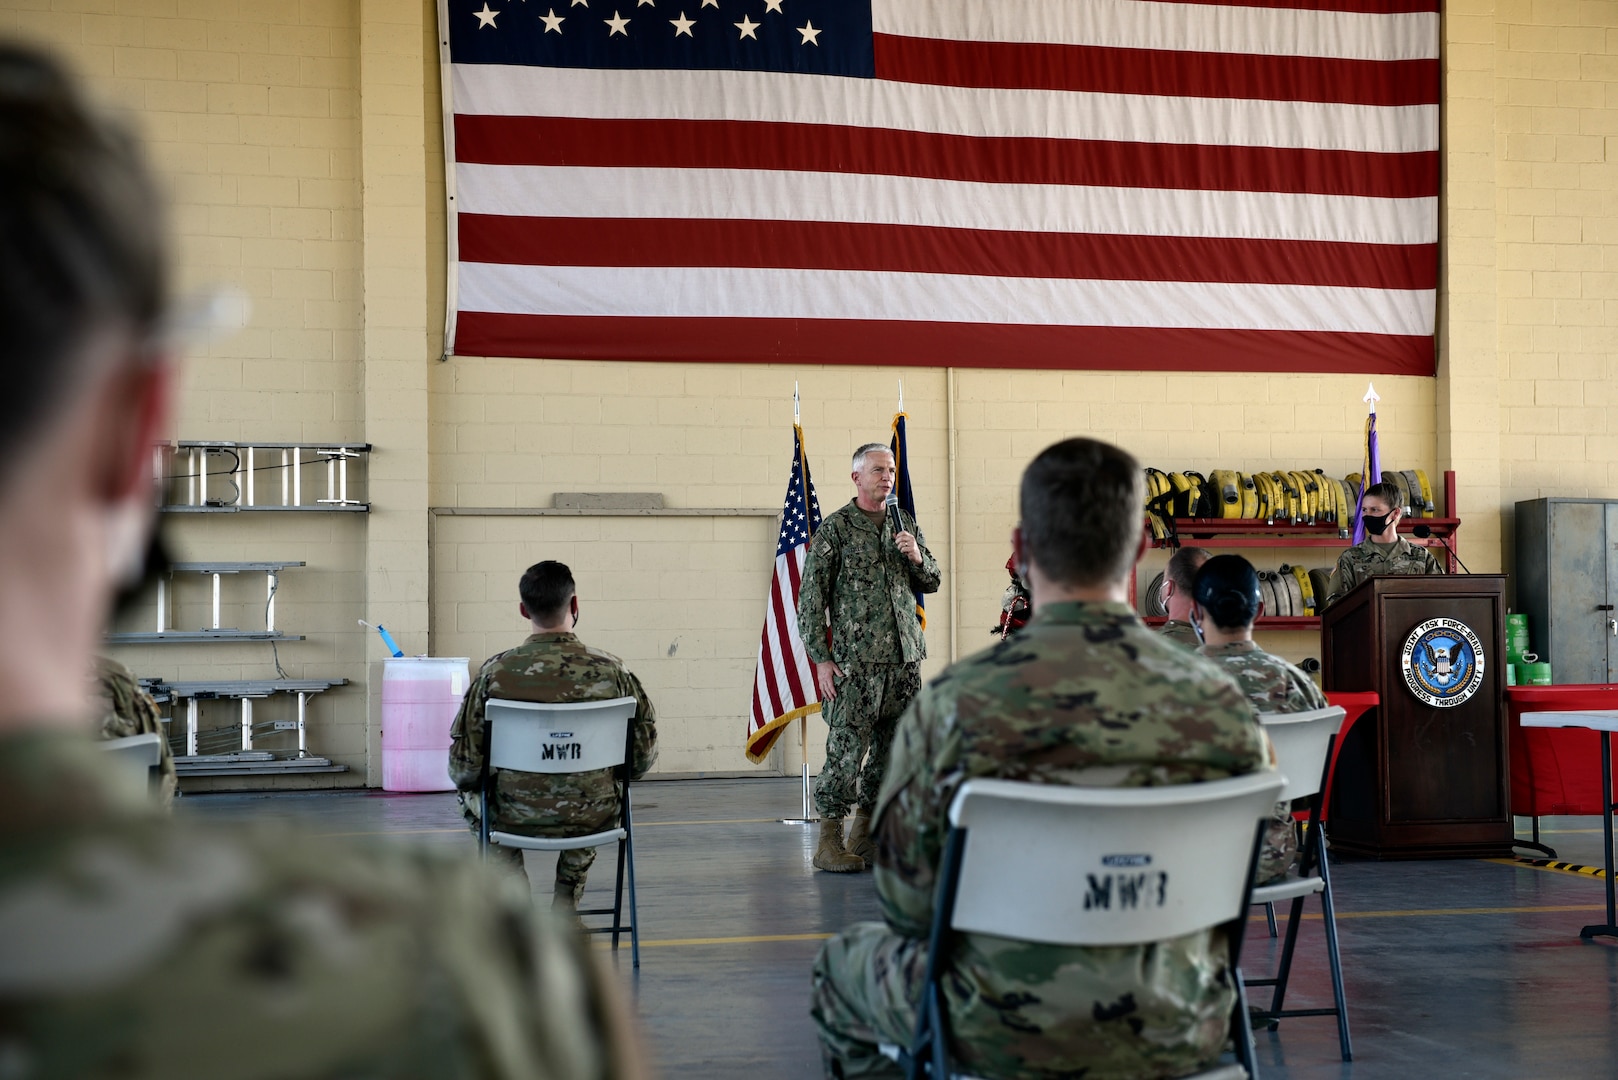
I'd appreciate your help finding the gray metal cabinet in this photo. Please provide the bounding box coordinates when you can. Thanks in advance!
[1515,498,1618,682]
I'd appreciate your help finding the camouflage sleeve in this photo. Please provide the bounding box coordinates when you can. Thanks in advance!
[1421,544,1445,575]
[1286,670,1330,712]
[1324,549,1357,606]
[447,668,492,792]
[621,668,658,781]
[905,516,942,595]
[796,524,838,665]
[869,689,953,939]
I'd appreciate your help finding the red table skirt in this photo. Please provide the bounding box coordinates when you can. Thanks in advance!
[1505,685,1618,818]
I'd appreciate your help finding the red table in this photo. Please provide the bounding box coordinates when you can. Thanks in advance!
[1505,685,1618,942]
[1319,691,1379,823]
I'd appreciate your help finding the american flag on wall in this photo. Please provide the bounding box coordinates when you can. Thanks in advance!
[745,424,823,763]
[440,0,1438,374]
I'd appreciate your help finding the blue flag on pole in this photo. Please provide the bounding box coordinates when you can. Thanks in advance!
[889,412,924,629]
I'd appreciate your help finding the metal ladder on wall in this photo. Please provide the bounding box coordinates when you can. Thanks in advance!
[161,440,370,511]
[108,562,305,644]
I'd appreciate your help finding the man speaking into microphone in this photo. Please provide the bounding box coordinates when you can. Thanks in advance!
[798,443,941,873]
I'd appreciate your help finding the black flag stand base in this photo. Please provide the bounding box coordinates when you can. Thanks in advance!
[781,715,818,824]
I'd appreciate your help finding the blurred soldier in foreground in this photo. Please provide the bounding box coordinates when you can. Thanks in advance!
[811,437,1269,1079]
[797,443,941,873]
[0,44,643,1079]
[1158,545,1211,649]
[94,655,178,807]
[449,560,657,910]
[1194,554,1328,885]
[1324,481,1442,606]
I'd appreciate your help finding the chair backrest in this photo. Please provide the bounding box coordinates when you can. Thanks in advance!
[485,697,638,775]
[945,771,1286,947]
[97,733,165,801]
[1255,706,1346,802]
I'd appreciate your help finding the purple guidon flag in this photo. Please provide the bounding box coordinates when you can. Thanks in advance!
[1352,390,1382,544]
[440,0,1439,375]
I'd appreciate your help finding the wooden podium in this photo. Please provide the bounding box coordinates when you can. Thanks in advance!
[1321,575,1512,859]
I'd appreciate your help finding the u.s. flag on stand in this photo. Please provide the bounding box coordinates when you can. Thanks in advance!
[745,425,823,763]
[441,0,1438,375]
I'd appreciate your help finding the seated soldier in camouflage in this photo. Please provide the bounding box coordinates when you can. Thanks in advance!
[1193,555,1330,885]
[94,655,178,807]
[811,437,1270,1080]
[0,46,644,1079]
[1158,545,1211,650]
[449,560,657,910]
[1325,480,1442,606]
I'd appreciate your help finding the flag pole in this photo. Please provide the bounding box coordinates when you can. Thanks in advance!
[781,380,818,825]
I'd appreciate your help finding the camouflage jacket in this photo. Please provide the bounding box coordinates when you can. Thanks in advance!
[1325,537,1443,606]
[94,656,177,807]
[0,730,632,1080]
[1158,619,1201,651]
[797,499,941,666]
[448,632,657,837]
[1198,640,1328,715]
[870,602,1269,1071]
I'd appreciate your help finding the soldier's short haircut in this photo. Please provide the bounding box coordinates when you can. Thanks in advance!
[1193,554,1262,630]
[851,442,892,470]
[1363,481,1402,509]
[519,561,576,622]
[1019,438,1143,587]
[0,45,168,486]
[1165,546,1211,592]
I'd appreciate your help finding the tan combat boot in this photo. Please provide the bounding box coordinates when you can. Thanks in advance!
[813,818,865,873]
[845,808,876,865]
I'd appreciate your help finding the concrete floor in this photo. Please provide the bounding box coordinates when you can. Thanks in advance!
[178,780,1618,1079]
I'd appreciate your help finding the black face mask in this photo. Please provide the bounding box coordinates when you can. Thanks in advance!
[1362,511,1393,536]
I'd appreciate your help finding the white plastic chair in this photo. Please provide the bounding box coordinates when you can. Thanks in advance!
[97,732,165,801]
[477,696,641,966]
[883,770,1287,1080]
[1247,706,1351,1062]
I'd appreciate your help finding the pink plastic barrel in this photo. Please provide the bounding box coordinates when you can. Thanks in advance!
[381,657,470,792]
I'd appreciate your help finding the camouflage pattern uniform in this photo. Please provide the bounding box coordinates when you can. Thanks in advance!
[1199,641,1329,885]
[0,730,635,1080]
[448,633,656,903]
[1158,619,1201,651]
[797,500,941,819]
[811,601,1269,1080]
[93,656,177,808]
[1325,538,1442,606]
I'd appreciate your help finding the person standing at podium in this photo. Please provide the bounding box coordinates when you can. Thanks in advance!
[1325,481,1442,607]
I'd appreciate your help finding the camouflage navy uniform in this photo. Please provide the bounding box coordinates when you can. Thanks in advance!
[1158,619,1201,651]
[0,730,635,1079]
[1325,538,1442,606]
[1199,641,1328,885]
[811,601,1269,1079]
[797,499,941,819]
[448,633,656,903]
[93,656,177,808]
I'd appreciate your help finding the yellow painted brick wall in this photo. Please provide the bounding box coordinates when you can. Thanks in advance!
[7,1,374,786]
[15,0,1618,781]
[1491,0,1618,581]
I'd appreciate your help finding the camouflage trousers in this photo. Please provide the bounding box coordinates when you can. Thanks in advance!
[457,792,596,902]
[1256,802,1299,886]
[813,661,920,820]
[812,922,1233,1079]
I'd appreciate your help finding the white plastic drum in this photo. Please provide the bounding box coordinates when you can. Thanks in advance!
[381,657,471,792]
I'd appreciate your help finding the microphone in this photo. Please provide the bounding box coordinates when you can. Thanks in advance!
[1413,524,1472,574]
[885,491,904,536]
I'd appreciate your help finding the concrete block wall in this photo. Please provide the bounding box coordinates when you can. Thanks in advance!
[11,0,1618,782]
